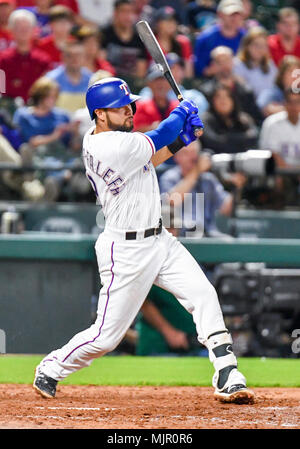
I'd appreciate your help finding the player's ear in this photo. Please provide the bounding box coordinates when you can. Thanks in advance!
[94,108,105,123]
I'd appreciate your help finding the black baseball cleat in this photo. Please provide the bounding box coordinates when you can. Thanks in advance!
[214,384,255,404]
[33,368,57,399]
[213,367,255,404]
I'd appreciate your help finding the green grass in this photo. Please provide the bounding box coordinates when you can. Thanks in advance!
[0,355,299,387]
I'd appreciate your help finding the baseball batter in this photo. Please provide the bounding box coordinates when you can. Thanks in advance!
[33,77,255,404]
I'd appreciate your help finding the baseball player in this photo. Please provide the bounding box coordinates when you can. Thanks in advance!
[33,77,255,404]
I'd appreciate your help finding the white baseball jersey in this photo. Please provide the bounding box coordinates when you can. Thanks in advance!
[82,127,161,230]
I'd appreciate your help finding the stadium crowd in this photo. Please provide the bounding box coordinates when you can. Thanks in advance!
[0,0,300,208]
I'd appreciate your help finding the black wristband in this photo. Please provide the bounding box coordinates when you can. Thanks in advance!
[167,136,185,154]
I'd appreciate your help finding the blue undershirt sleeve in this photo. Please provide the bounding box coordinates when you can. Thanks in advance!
[145,108,187,151]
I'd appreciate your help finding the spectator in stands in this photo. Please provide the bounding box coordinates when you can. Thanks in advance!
[193,0,246,78]
[260,88,300,169]
[73,69,113,138]
[242,0,260,30]
[133,0,154,25]
[0,112,46,201]
[136,285,200,356]
[100,0,148,89]
[201,84,259,193]
[73,26,116,75]
[0,110,23,152]
[0,9,51,103]
[257,55,300,117]
[268,7,300,67]
[75,0,115,29]
[133,64,179,134]
[201,85,258,153]
[0,0,15,51]
[139,54,208,115]
[152,6,194,79]
[45,40,92,113]
[53,0,78,15]
[287,1,300,15]
[13,76,86,201]
[35,5,75,69]
[259,88,300,206]
[234,26,278,100]
[15,0,34,5]
[22,0,53,37]
[201,84,259,155]
[159,140,234,238]
[150,0,186,25]
[199,45,263,126]
[185,0,217,33]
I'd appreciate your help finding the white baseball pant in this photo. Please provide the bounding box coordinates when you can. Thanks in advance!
[38,227,227,381]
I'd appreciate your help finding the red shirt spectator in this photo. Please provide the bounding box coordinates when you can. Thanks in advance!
[35,34,62,67]
[35,5,75,68]
[268,33,300,66]
[53,0,79,14]
[0,9,51,101]
[134,97,178,131]
[0,0,15,50]
[0,46,51,101]
[134,65,179,132]
[268,7,300,66]
[15,0,34,5]
[73,25,116,75]
[94,58,116,75]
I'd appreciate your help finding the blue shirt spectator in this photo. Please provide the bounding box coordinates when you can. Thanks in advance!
[46,65,92,94]
[256,85,284,111]
[13,106,71,146]
[194,23,246,77]
[21,5,52,37]
[45,41,92,113]
[194,0,246,77]
[0,111,23,151]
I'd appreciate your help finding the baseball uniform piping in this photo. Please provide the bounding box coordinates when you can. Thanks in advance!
[137,132,155,156]
[61,241,115,363]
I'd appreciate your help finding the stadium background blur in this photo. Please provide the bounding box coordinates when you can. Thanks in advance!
[1,0,300,360]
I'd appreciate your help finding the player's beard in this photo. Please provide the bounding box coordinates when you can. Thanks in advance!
[105,111,134,132]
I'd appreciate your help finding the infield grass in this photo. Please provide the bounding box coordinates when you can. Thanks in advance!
[0,355,299,387]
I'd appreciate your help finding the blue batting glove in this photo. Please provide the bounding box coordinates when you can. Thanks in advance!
[172,99,198,119]
[179,114,204,146]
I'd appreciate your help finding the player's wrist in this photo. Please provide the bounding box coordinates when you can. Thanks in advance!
[167,136,185,154]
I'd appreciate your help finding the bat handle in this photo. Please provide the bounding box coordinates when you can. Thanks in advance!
[193,126,204,138]
[178,95,203,138]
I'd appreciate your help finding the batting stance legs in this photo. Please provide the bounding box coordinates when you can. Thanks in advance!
[34,227,254,403]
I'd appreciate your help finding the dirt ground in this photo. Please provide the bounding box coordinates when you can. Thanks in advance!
[0,384,299,429]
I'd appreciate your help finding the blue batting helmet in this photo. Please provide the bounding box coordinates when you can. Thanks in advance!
[86,77,141,120]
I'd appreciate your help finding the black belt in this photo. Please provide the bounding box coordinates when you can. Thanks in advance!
[125,219,162,240]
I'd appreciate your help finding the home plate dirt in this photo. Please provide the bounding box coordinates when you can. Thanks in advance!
[0,385,299,429]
